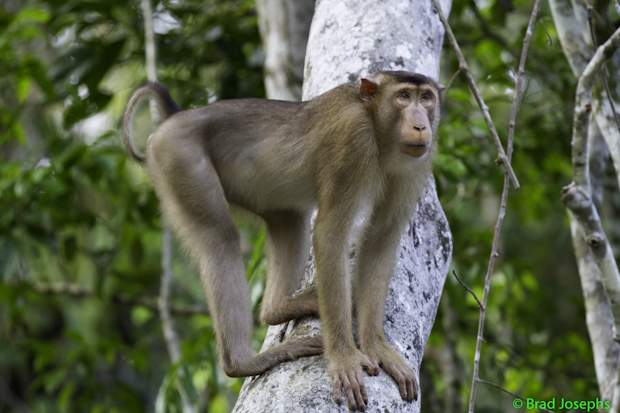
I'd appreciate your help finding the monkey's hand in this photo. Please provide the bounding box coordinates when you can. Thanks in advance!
[328,348,374,411]
[361,341,418,403]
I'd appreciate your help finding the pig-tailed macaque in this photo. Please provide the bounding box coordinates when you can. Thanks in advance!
[123,71,444,411]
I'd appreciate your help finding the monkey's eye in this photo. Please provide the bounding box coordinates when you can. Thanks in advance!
[421,93,432,101]
[399,92,411,100]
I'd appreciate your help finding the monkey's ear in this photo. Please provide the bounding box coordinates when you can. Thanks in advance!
[359,78,379,102]
[437,84,446,93]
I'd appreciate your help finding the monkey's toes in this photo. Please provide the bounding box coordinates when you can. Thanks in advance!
[298,337,324,355]
[382,361,418,402]
[333,368,368,411]
[361,343,418,402]
[330,351,371,411]
[362,357,380,376]
[282,336,323,359]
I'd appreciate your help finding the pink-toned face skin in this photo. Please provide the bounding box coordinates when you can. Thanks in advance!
[359,77,443,158]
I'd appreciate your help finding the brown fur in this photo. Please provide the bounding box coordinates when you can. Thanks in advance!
[122,71,443,410]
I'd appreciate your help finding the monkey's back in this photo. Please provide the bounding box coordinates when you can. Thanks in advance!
[178,98,322,213]
[149,85,381,214]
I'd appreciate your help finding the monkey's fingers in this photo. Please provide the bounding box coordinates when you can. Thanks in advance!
[357,351,379,377]
[382,361,418,402]
[410,374,419,402]
[361,342,418,400]
[334,377,343,406]
[363,358,380,376]
[343,371,367,411]
[332,366,368,411]
[342,375,357,411]
[354,367,369,406]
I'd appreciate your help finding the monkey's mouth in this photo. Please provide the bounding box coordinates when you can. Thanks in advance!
[400,142,429,157]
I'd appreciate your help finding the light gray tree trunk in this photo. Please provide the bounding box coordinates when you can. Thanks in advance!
[233,0,452,411]
[549,0,620,405]
[255,0,314,100]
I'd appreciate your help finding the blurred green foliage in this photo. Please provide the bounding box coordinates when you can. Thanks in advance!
[427,0,612,410]
[1,0,264,412]
[0,0,616,411]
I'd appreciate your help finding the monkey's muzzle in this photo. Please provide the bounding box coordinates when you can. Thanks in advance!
[400,142,429,157]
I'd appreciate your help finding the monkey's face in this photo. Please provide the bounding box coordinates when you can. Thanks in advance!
[393,85,438,158]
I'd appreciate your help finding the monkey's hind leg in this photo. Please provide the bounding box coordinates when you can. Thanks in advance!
[259,210,319,326]
[147,139,322,377]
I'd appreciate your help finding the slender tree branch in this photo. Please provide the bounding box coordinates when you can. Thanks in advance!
[508,0,542,158]
[159,228,183,361]
[614,0,620,16]
[586,3,620,132]
[140,1,196,411]
[142,0,157,83]
[563,24,620,212]
[452,271,484,310]
[613,363,620,413]
[468,0,515,55]
[444,68,463,93]
[539,18,553,46]
[577,0,606,25]
[560,28,620,411]
[477,379,556,413]
[432,0,520,190]
[159,226,195,412]
[466,2,540,411]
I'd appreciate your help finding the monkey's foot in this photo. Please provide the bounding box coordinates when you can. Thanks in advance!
[221,337,323,377]
[329,349,374,411]
[289,286,319,315]
[260,287,319,325]
[361,342,418,403]
[280,336,323,359]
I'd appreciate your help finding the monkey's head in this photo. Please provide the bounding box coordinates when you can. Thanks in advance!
[358,71,445,158]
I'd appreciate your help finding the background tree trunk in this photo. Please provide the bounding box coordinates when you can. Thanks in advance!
[549,0,620,403]
[255,0,314,100]
[233,0,453,411]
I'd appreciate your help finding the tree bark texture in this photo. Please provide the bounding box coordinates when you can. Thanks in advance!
[550,0,620,190]
[255,0,314,100]
[233,0,453,411]
[570,124,619,400]
[550,0,620,404]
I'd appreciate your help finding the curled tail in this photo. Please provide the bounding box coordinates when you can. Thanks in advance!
[123,82,183,163]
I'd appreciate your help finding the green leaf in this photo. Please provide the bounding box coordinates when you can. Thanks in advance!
[57,382,76,411]
[63,235,77,261]
[43,368,66,394]
[17,77,31,103]
[131,306,153,327]
[14,7,50,25]
[209,393,229,413]
[130,237,144,266]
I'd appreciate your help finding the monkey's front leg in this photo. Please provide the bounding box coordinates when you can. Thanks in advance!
[314,209,374,412]
[353,202,419,403]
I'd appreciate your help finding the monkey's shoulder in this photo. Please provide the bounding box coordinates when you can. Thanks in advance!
[299,84,367,120]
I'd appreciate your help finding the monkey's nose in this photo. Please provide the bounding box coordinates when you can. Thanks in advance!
[413,125,426,131]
